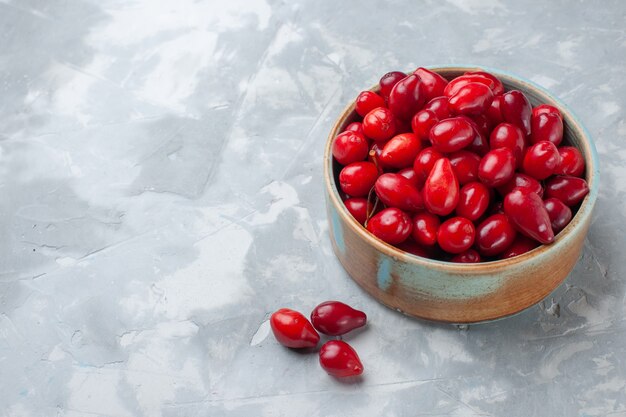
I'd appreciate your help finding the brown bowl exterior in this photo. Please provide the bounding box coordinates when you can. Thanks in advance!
[324,66,599,324]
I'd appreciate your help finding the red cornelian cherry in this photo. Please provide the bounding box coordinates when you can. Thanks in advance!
[464,71,505,95]
[501,90,532,135]
[429,117,475,153]
[449,150,481,185]
[355,91,386,117]
[500,235,539,259]
[397,167,422,188]
[451,249,481,263]
[485,95,504,127]
[344,198,372,225]
[366,207,413,244]
[544,175,589,206]
[413,147,444,182]
[310,301,367,336]
[468,113,492,138]
[363,107,397,141]
[476,213,517,256]
[411,109,439,140]
[532,104,562,120]
[530,112,563,145]
[414,67,449,100]
[456,182,490,221]
[394,116,412,134]
[270,308,320,348]
[448,82,494,116]
[368,142,383,169]
[522,141,561,180]
[411,212,440,246]
[339,161,378,197]
[380,133,422,168]
[489,122,525,166]
[423,96,452,119]
[332,131,369,166]
[374,173,424,211]
[444,73,500,97]
[396,240,433,258]
[437,217,475,254]
[379,71,407,99]
[389,74,426,121]
[497,172,544,198]
[504,187,554,244]
[423,158,459,216]
[478,147,516,187]
[344,121,365,136]
[555,146,585,177]
[319,340,363,378]
[543,197,573,234]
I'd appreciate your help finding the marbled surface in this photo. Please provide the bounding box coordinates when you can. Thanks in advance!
[1,0,625,416]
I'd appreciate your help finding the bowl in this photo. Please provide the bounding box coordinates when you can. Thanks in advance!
[323,66,599,324]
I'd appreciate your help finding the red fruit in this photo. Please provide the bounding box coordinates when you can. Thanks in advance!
[380,133,422,169]
[478,148,516,187]
[413,147,444,182]
[466,127,490,156]
[489,122,525,166]
[530,112,563,146]
[522,141,561,180]
[464,71,505,95]
[497,173,543,197]
[344,198,372,225]
[476,213,517,256]
[423,158,459,216]
[310,301,367,336]
[411,212,440,246]
[429,117,475,153]
[544,197,573,233]
[423,96,451,119]
[448,82,494,116]
[368,142,383,169]
[501,90,532,135]
[449,150,481,185]
[414,67,448,100]
[366,208,413,244]
[355,91,386,117]
[444,73,501,97]
[451,249,482,263]
[504,187,554,244]
[437,217,475,254]
[344,122,364,136]
[556,146,585,177]
[411,110,439,140]
[374,173,424,211]
[485,95,504,127]
[500,235,539,259]
[468,113,492,138]
[388,74,426,121]
[394,116,412,134]
[332,131,369,166]
[270,308,320,348]
[456,182,490,221]
[363,107,397,141]
[532,104,562,120]
[544,176,589,206]
[379,71,407,99]
[396,239,432,257]
[339,161,378,197]
[319,340,363,378]
[397,167,422,188]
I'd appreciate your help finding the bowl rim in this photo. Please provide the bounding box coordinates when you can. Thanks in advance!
[324,65,599,272]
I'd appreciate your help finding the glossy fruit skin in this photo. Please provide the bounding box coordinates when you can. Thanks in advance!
[444,73,500,97]
[366,208,413,245]
[429,117,475,153]
[489,122,525,166]
[532,104,562,120]
[270,308,320,348]
[411,110,439,140]
[413,147,444,182]
[344,122,365,136]
[411,212,440,246]
[448,82,494,116]
[344,198,372,225]
[467,127,490,156]
[374,173,424,211]
[476,213,517,256]
[556,146,585,177]
[339,161,378,197]
[464,71,505,95]
[478,147,516,187]
[423,158,459,216]
[379,71,407,99]
[456,182,490,221]
[501,90,532,135]
[544,175,590,206]
[449,150,481,185]
[397,167,422,188]
[504,187,554,244]
[414,67,449,100]
[423,96,451,119]
[544,197,573,233]
[363,107,397,141]
[530,112,563,145]
[451,249,481,263]
[310,301,367,336]
[355,91,386,117]
[497,173,543,198]
[437,217,475,254]
[485,95,504,127]
[319,340,363,378]
[380,133,422,168]
[468,113,492,139]
[522,141,561,180]
[332,131,369,165]
[389,74,426,121]
[500,235,539,259]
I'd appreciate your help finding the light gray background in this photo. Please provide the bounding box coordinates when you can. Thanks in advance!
[1,0,625,416]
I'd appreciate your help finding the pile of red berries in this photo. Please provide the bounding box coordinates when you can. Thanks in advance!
[270,301,367,377]
[332,68,589,262]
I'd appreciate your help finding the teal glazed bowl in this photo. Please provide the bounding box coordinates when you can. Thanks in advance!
[324,66,599,324]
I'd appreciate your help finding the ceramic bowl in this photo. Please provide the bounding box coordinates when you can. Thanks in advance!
[324,66,599,324]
